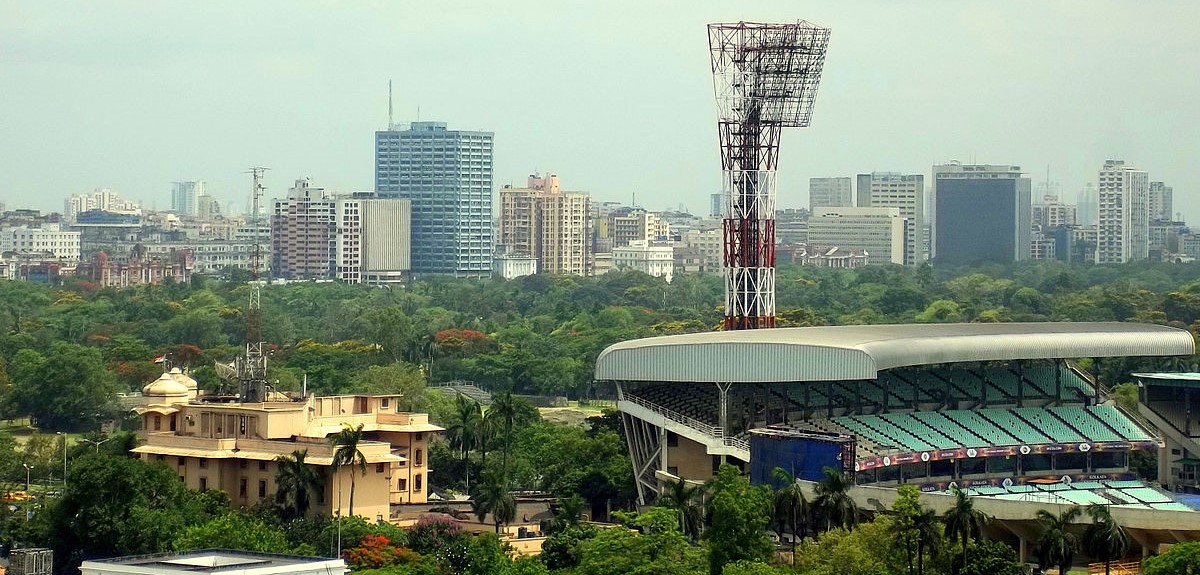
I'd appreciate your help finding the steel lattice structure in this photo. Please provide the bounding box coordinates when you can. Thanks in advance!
[709,21,830,330]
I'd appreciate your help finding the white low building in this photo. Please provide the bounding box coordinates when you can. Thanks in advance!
[82,550,347,575]
[612,239,674,283]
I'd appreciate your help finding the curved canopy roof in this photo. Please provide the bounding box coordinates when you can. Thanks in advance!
[594,322,1195,384]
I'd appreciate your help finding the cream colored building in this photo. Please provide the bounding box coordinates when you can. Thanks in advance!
[612,240,674,282]
[132,370,441,521]
[498,174,590,276]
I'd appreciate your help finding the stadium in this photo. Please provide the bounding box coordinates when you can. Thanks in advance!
[594,322,1200,557]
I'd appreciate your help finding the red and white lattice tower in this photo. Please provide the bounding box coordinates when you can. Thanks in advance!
[709,21,830,330]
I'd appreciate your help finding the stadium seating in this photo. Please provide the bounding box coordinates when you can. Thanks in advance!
[1089,405,1154,440]
[880,412,958,450]
[978,409,1052,444]
[1013,407,1084,443]
[944,410,1019,446]
[626,384,719,426]
[1047,406,1123,442]
[911,411,989,448]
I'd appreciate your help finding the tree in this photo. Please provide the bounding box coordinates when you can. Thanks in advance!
[771,466,809,563]
[174,513,293,554]
[657,476,707,541]
[959,539,1025,575]
[330,423,368,517]
[5,342,118,430]
[1035,506,1082,575]
[1143,540,1200,575]
[488,391,522,472]
[551,494,586,533]
[893,485,940,575]
[705,464,774,575]
[943,486,989,574]
[274,449,324,520]
[445,395,482,490]
[350,363,428,411]
[573,507,705,575]
[471,468,516,533]
[813,466,857,532]
[1082,504,1129,575]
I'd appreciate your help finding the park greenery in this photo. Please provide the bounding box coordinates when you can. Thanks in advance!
[2,259,1200,572]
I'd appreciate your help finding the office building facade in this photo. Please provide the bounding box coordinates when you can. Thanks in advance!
[171,181,205,216]
[1097,160,1150,264]
[807,207,905,266]
[1149,181,1174,222]
[932,163,1031,264]
[375,122,493,277]
[809,177,853,209]
[855,172,924,265]
[335,195,412,284]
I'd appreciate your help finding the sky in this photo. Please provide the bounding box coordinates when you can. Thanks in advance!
[2,1,1198,221]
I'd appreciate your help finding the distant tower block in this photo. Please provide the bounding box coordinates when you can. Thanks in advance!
[709,21,830,330]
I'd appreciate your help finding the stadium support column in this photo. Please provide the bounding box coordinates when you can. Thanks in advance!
[717,382,731,439]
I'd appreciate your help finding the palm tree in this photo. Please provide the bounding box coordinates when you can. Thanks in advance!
[445,395,481,490]
[329,423,368,517]
[911,507,941,575]
[771,467,809,563]
[552,494,585,532]
[471,468,516,533]
[274,449,324,520]
[943,486,989,574]
[657,476,707,540]
[1036,506,1082,575]
[813,466,856,533]
[488,391,520,472]
[476,410,495,469]
[1083,504,1129,575]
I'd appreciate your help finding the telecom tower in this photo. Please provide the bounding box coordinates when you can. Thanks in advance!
[238,167,270,402]
[709,21,830,329]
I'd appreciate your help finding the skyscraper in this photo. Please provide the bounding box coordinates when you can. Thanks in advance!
[855,172,924,265]
[932,163,1031,264]
[1096,160,1149,263]
[171,181,205,216]
[498,174,590,276]
[1149,181,1174,222]
[807,206,905,265]
[271,178,335,280]
[809,177,852,209]
[375,121,494,277]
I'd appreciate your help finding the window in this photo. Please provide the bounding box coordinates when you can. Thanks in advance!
[667,432,678,447]
[199,458,208,469]
[415,433,423,441]
[154,416,162,431]
[178,457,186,466]
[414,474,422,491]
[381,398,390,409]
[258,461,267,471]
[415,449,423,466]
[398,478,407,491]
[239,478,248,498]
[258,480,267,498]
[239,460,248,469]
[199,477,208,491]
[376,463,385,473]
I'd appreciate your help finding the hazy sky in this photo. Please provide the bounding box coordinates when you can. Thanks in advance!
[2,1,1198,221]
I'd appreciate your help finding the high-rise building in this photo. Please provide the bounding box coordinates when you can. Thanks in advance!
[932,163,1031,264]
[65,188,141,223]
[806,206,905,266]
[710,193,723,218]
[1032,195,1078,229]
[1097,160,1150,264]
[270,178,335,280]
[1076,183,1099,227]
[498,174,590,276]
[171,181,205,216]
[1149,181,1174,222]
[375,121,494,277]
[855,172,924,265]
[608,210,668,248]
[334,194,411,284]
[809,177,852,209]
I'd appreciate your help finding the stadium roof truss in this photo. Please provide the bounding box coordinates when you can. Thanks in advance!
[595,322,1196,384]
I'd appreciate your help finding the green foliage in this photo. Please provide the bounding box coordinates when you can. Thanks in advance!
[573,507,706,575]
[1143,540,1200,575]
[1113,382,1139,411]
[705,464,774,575]
[958,539,1024,575]
[350,363,427,411]
[174,512,293,554]
[4,342,118,430]
[792,514,902,575]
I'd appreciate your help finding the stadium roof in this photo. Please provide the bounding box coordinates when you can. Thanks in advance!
[594,322,1195,384]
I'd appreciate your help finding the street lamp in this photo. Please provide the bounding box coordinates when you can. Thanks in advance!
[56,432,67,488]
[80,437,113,453]
[22,463,31,492]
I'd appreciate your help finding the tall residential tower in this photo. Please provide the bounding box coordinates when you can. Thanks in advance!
[1097,160,1150,264]
[855,172,924,265]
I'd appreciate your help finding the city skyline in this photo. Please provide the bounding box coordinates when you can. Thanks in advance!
[2,2,1197,221]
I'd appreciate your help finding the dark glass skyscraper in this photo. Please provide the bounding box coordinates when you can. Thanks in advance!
[375,121,493,277]
[932,163,1031,265]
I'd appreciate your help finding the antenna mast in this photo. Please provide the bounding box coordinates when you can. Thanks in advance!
[238,166,271,402]
[388,80,394,130]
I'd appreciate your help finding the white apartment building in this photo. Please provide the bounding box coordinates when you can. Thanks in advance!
[498,174,590,276]
[334,196,411,284]
[610,211,669,249]
[64,188,140,222]
[1097,160,1149,264]
[1149,181,1174,222]
[171,181,205,216]
[682,227,722,272]
[0,223,82,262]
[855,172,924,265]
[807,207,905,266]
[1032,195,1078,229]
[613,240,674,283]
[809,177,853,208]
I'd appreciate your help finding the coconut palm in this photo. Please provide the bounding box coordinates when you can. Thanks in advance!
[552,494,586,532]
[813,466,856,533]
[445,395,481,489]
[471,468,516,533]
[943,486,989,574]
[658,476,707,540]
[911,507,941,575]
[1083,504,1129,575]
[771,467,809,563]
[1036,506,1082,575]
[274,449,324,520]
[488,391,520,471]
[330,423,368,517]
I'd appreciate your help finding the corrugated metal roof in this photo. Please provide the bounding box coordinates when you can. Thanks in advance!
[594,322,1196,384]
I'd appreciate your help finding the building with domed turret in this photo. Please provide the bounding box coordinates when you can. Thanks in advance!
[132,370,440,521]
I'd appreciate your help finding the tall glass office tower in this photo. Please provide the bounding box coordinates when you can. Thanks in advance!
[375,121,494,277]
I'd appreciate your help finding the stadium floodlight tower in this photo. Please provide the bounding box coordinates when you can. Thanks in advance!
[709,21,830,330]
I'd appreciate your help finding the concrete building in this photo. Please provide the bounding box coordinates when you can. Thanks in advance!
[82,550,347,575]
[609,210,669,249]
[334,195,412,284]
[807,206,905,266]
[1032,195,1078,229]
[710,193,723,218]
[498,174,590,276]
[932,163,1031,264]
[1097,160,1150,264]
[493,253,537,279]
[1076,183,1098,227]
[612,240,674,282]
[682,227,722,272]
[133,372,441,519]
[271,179,335,280]
[171,181,205,216]
[855,172,924,265]
[1149,181,1174,222]
[65,188,140,223]
[375,121,494,277]
[0,223,81,263]
[809,177,852,209]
